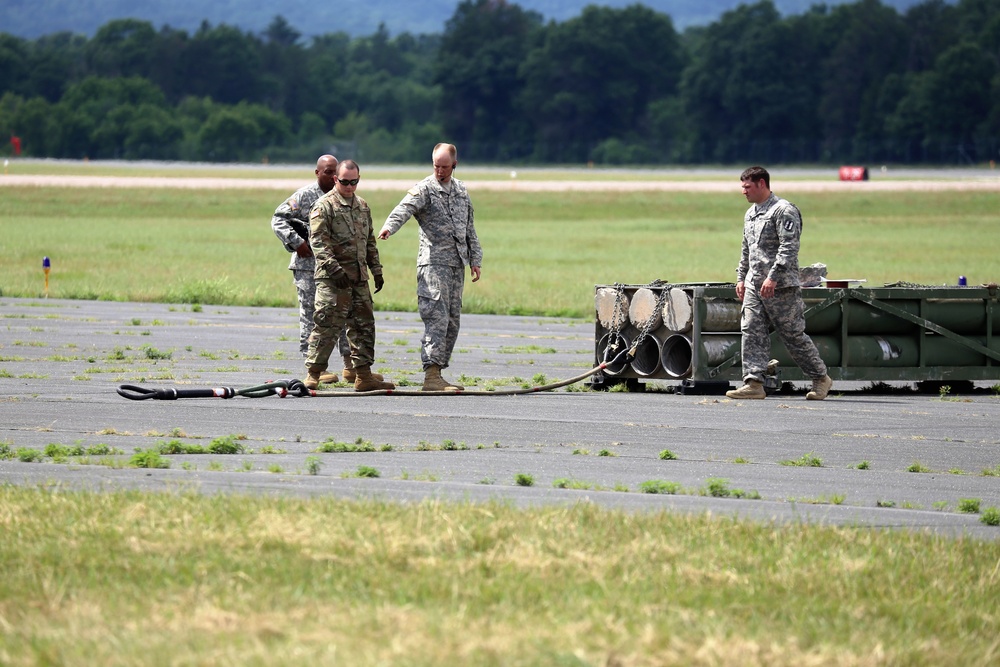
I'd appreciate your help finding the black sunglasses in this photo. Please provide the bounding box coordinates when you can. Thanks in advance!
[337,178,360,187]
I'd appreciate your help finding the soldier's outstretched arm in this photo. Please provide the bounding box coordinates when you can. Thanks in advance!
[380,187,425,239]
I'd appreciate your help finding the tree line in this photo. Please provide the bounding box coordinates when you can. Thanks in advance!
[1,0,998,165]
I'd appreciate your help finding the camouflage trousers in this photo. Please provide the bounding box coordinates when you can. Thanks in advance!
[293,269,350,359]
[304,277,376,371]
[740,283,827,382]
[416,264,465,370]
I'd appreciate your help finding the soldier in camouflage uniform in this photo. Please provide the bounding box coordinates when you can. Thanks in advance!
[726,166,833,401]
[378,143,483,392]
[304,160,393,392]
[271,155,353,383]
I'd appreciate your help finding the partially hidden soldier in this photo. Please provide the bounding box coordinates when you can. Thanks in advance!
[378,143,483,392]
[726,166,833,401]
[304,159,393,392]
[270,155,354,384]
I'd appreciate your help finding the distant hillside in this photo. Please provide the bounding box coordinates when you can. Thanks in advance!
[7,0,935,39]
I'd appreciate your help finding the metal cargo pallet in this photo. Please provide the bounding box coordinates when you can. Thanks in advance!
[592,281,999,389]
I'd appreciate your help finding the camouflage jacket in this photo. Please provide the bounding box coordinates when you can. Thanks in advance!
[309,190,382,282]
[381,175,483,268]
[271,183,323,272]
[737,193,802,288]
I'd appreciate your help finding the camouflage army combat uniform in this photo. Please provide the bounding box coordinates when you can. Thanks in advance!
[381,175,483,371]
[304,188,383,376]
[270,183,350,359]
[736,193,827,383]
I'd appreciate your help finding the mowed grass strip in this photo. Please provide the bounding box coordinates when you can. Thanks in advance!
[3,186,998,316]
[1,487,997,666]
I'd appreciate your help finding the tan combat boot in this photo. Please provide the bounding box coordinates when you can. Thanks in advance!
[342,355,382,383]
[806,375,833,400]
[422,364,462,392]
[319,370,339,384]
[304,365,326,390]
[353,365,394,392]
[726,379,765,400]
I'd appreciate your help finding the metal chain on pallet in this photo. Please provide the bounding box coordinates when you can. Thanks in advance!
[627,281,672,358]
[607,282,628,339]
[883,280,939,289]
[599,283,630,365]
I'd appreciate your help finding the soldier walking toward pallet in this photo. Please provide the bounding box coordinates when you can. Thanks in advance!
[726,166,833,400]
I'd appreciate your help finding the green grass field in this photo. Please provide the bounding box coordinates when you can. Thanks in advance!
[2,185,997,317]
[2,487,998,666]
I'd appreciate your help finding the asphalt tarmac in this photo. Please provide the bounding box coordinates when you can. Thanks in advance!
[2,297,999,539]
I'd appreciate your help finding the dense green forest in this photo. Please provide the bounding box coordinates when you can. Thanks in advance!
[1,0,998,165]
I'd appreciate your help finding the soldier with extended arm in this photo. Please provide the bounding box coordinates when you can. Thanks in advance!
[378,143,483,392]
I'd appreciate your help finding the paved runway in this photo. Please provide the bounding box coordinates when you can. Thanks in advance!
[2,297,999,539]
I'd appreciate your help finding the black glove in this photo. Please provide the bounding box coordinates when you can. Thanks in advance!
[331,271,351,289]
[373,274,385,294]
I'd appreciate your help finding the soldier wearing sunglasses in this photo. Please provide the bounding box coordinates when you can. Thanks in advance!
[304,160,393,392]
[269,155,352,383]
